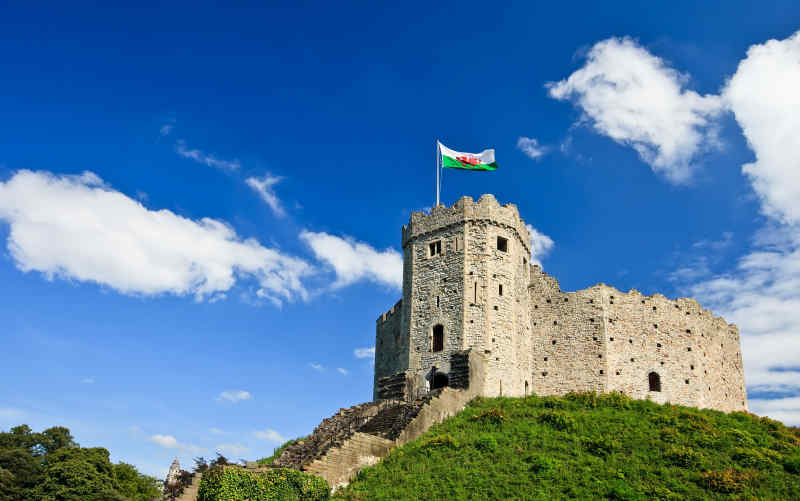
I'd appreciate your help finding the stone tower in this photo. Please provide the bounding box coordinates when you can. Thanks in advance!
[375,194,532,399]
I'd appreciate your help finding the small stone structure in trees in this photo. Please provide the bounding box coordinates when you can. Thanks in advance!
[375,194,747,412]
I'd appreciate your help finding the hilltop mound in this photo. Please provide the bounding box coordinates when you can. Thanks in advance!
[332,393,800,500]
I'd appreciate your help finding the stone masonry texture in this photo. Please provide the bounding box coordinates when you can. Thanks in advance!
[375,194,747,412]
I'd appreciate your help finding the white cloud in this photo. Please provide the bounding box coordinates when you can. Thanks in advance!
[300,231,402,289]
[526,224,555,266]
[80,377,95,384]
[723,31,800,225]
[681,31,800,399]
[148,434,203,453]
[354,347,375,359]
[336,367,349,375]
[159,124,173,137]
[217,390,252,403]
[253,429,286,443]
[0,170,312,305]
[216,443,249,456]
[517,137,547,160]
[246,174,285,217]
[309,363,325,372]
[748,396,800,426]
[209,428,225,435]
[175,140,240,171]
[547,37,723,184]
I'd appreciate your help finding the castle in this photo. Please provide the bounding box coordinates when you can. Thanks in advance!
[374,195,747,412]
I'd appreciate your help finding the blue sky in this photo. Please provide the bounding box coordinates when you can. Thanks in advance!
[1,2,799,477]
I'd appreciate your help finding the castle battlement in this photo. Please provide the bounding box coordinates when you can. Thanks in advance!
[375,195,747,413]
[402,195,531,255]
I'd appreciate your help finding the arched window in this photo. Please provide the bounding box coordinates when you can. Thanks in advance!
[432,372,449,389]
[432,324,444,352]
[648,372,661,392]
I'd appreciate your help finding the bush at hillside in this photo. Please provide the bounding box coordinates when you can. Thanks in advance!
[334,392,800,500]
[197,465,329,501]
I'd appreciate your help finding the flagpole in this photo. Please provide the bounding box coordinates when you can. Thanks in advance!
[435,140,440,207]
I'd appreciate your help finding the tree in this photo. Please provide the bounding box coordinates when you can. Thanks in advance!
[33,446,121,501]
[113,462,161,501]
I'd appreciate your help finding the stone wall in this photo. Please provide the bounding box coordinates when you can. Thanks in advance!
[373,300,404,400]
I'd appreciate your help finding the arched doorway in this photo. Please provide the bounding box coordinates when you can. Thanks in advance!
[648,372,661,392]
[432,372,449,390]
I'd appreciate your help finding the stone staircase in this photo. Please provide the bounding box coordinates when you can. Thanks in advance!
[274,385,480,491]
[174,473,201,501]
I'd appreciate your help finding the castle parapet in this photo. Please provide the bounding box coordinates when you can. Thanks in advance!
[402,194,531,255]
[377,299,403,324]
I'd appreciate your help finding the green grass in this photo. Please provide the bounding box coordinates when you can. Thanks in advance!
[256,436,307,465]
[332,393,800,500]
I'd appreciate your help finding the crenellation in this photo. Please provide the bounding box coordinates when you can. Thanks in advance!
[375,195,747,412]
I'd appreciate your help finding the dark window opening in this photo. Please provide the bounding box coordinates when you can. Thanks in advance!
[525,380,529,397]
[523,257,527,267]
[474,282,477,303]
[436,296,440,308]
[432,325,444,352]
[499,284,503,296]
[497,236,508,252]
[432,372,449,390]
[429,240,442,256]
[657,343,662,348]
[649,372,662,392]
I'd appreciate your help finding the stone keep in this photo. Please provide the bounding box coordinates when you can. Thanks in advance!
[374,195,748,413]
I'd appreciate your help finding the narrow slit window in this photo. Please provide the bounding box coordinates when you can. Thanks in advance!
[474,282,477,303]
[436,295,440,308]
[497,236,508,252]
[498,284,503,296]
[429,240,442,257]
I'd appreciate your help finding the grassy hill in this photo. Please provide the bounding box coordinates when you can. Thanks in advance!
[331,393,800,500]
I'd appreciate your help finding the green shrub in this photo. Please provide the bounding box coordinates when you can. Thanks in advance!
[474,434,497,452]
[420,434,458,450]
[784,454,800,474]
[257,437,306,466]
[664,446,703,468]
[537,410,575,432]
[699,468,757,493]
[198,466,329,501]
[582,436,620,457]
[527,455,557,474]
[732,447,774,470]
[470,407,505,425]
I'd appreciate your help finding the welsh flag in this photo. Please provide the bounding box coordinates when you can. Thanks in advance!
[438,141,498,171]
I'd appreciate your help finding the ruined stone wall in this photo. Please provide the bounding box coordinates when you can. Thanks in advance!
[528,267,606,396]
[373,300,404,400]
[599,286,746,411]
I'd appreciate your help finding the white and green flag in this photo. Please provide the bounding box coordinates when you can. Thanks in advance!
[438,141,498,171]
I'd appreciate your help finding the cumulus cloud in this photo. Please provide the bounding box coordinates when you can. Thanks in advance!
[0,170,312,305]
[253,429,286,443]
[175,140,240,171]
[526,224,555,266]
[300,231,402,289]
[517,137,548,160]
[336,367,349,375]
[246,174,285,217]
[216,443,249,455]
[548,37,723,183]
[217,390,252,403]
[148,434,202,453]
[354,347,375,359]
[678,31,800,414]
